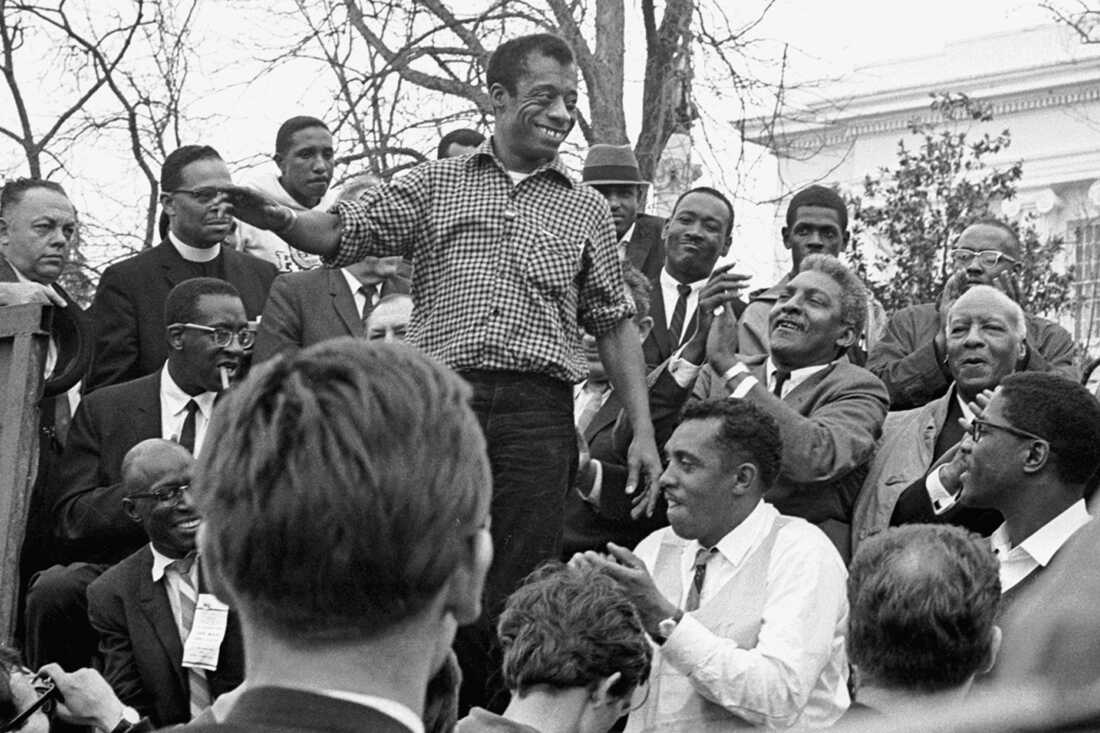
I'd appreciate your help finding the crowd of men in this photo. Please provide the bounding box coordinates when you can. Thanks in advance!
[1,29,1099,733]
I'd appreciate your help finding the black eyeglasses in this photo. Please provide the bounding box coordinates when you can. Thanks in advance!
[169,322,256,349]
[969,418,1048,445]
[166,187,224,205]
[129,483,191,505]
[1,671,59,731]
[950,248,1018,268]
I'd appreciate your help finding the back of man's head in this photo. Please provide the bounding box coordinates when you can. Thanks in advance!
[161,145,222,193]
[848,525,1001,694]
[437,128,486,159]
[194,338,491,643]
[498,563,651,700]
[997,372,1100,487]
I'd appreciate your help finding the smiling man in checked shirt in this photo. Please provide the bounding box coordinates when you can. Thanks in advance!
[224,33,666,710]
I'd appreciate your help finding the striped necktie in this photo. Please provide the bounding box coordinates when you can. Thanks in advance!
[168,553,211,720]
[685,547,716,612]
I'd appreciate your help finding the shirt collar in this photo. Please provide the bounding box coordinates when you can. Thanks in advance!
[953,387,976,422]
[659,267,707,293]
[320,691,425,733]
[161,363,218,418]
[149,543,197,583]
[168,231,221,263]
[469,136,574,188]
[765,357,831,392]
[691,500,776,568]
[991,499,1091,566]
[618,222,637,246]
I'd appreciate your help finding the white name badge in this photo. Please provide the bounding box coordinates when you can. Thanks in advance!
[182,594,229,671]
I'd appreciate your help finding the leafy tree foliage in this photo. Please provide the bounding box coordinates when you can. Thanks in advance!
[846,93,1074,317]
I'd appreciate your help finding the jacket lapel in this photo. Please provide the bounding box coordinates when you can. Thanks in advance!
[155,241,196,291]
[649,284,672,356]
[136,548,187,693]
[583,390,622,442]
[329,270,364,338]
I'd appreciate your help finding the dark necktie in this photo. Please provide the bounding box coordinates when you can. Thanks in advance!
[668,284,692,347]
[685,547,716,612]
[178,399,199,454]
[360,284,380,328]
[772,369,791,398]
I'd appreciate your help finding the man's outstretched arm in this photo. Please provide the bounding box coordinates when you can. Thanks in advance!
[222,185,342,256]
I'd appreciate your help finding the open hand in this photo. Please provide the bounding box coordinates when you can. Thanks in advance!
[626,431,663,518]
[219,184,293,231]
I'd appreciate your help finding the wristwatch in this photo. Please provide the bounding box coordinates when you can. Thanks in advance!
[655,608,685,645]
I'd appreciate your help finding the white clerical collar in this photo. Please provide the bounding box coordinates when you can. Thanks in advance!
[168,231,221,263]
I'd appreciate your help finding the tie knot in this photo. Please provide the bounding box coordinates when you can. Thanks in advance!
[168,551,198,576]
[694,546,715,568]
[184,399,198,415]
[676,284,692,298]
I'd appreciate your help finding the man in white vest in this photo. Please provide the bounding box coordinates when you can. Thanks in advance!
[572,398,849,730]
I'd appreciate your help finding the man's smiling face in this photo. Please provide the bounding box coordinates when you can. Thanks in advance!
[490,52,577,171]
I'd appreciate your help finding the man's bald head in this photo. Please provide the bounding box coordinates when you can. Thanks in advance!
[947,285,1026,341]
[121,439,193,493]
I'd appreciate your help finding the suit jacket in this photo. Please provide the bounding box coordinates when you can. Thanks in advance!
[642,273,746,370]
[695,354,888,560]
[624,213,666,282]
[87,546,244,727]
[563,367,692,555]
[253,267,411,364]
[868,302,1079,410]
[86,241,278,392]
[183,686,416,733]
[52,372,162,564]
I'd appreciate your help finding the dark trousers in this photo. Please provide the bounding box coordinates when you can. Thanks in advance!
[453,370,577,714]
[24,562,107,670]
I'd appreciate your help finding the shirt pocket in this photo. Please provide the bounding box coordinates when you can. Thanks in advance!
[524,230,580,298]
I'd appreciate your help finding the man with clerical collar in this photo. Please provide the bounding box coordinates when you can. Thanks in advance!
[580,143,664,280]
[25,279,250,673]
[87,439,244,726]
[868,219,1078,409]
[641,186,749,371]
[572,399,849,730]
[925,372,1100,627]
[854,285,1028,546]
[86,145,276,393]
[691,254,888,561]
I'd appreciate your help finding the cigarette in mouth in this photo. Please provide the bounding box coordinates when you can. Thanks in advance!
[220,366,230,391]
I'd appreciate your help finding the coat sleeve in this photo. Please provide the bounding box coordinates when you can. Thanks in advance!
[87,576,156,721]
[1024,318,1080,383]
[86,266,140,393]
[252,274,302,364]
[866,307,950,409]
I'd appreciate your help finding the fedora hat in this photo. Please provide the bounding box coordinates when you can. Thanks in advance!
[581,144,650,187]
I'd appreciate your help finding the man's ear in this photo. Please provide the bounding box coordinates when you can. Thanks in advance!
[981,625,1003,675]
[661,216,672,244]
[781,226,792,251]
[834,323,858,351]
[1022,439,1050,475]
[730,461,758,497]
[1016,339,1027,364]
[160,192,177,220]
[122,497,142,525]
[444,525,493,627]
[166,326,185,351]
[0,216,9,247]
[589,672,628,714]
[636,316,654,343]
[841,229,851,250]
[488,82,510,112]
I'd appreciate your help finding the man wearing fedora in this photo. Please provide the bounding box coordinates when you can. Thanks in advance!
[581,144,665,281]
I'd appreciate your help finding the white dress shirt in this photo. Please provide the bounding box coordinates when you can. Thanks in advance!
[169,231,221,262]
[320,690,424,733]
[764,357,830,399]
[341,268,381,319]
[617,222,637,261]
[159,364,217,457]
[658,268,706,337]
[149,543,200,640]
[990,499,1091,592]
[633,501,850,728]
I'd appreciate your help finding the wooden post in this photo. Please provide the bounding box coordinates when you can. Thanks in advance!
[0,304,50,642]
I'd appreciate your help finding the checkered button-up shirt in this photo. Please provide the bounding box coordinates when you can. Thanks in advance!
[327,139,634,383]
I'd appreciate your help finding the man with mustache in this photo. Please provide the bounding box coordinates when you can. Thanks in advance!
[854,286,1028,547]
[867,219,1077,409]
[691,254,889,562]
[87,439,244,726]
[85,145,277,393]
[222,33,663,710]
[25,279,250,674]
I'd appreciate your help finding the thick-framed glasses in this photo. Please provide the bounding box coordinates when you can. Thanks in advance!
[969,418,1047,445]
[166,187,224,205]
[169,322,256,349]
[1,671,59,731]
[129,482,191,505]
[950,248,1018,268]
